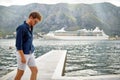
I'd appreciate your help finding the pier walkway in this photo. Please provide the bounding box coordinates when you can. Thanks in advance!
[0,50,67,80]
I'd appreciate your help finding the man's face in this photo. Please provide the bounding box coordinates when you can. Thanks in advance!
[31,18,40,27]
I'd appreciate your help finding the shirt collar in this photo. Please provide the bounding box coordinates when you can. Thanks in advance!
[24,21,33,31]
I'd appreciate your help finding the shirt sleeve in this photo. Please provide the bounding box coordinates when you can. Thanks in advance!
[15,26,24,50]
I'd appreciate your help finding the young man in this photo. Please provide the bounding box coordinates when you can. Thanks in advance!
[15,12,42,80]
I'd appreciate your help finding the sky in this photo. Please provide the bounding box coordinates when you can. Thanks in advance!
[0,0,120,6]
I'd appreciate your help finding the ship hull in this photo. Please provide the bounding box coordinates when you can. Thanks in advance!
[43,35,108,40]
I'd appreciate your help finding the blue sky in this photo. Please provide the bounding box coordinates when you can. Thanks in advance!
[0,0,120,6]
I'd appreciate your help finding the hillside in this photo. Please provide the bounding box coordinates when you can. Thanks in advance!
[0,2,120,37]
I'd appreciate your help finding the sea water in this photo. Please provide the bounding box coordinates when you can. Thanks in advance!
[0,39,120,77]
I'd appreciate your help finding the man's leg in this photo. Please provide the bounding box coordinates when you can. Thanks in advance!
[15,52,28,80]
[29,66,38,80]
[14,69,24,80]
[28,53,38,80]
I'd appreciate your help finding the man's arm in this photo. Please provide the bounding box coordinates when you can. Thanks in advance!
[16,26,26,63]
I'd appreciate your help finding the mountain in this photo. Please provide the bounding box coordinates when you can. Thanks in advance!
[0,2,120,37]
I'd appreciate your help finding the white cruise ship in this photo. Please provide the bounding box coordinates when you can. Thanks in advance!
[43,27,109,40]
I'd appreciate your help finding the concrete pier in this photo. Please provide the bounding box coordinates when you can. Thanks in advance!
[0,50,67,80]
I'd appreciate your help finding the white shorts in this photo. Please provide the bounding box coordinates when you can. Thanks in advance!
[16,52,36,70]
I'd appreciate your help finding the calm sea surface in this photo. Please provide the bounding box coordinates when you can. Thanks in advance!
[0,39,120,77]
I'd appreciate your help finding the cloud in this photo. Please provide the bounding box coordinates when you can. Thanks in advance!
[0,0,119,6]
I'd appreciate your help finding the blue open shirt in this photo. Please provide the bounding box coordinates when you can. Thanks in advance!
[15,21,35,54]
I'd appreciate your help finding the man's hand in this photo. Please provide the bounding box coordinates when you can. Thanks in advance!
[18,50,26,64]
[21,57,26,64]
